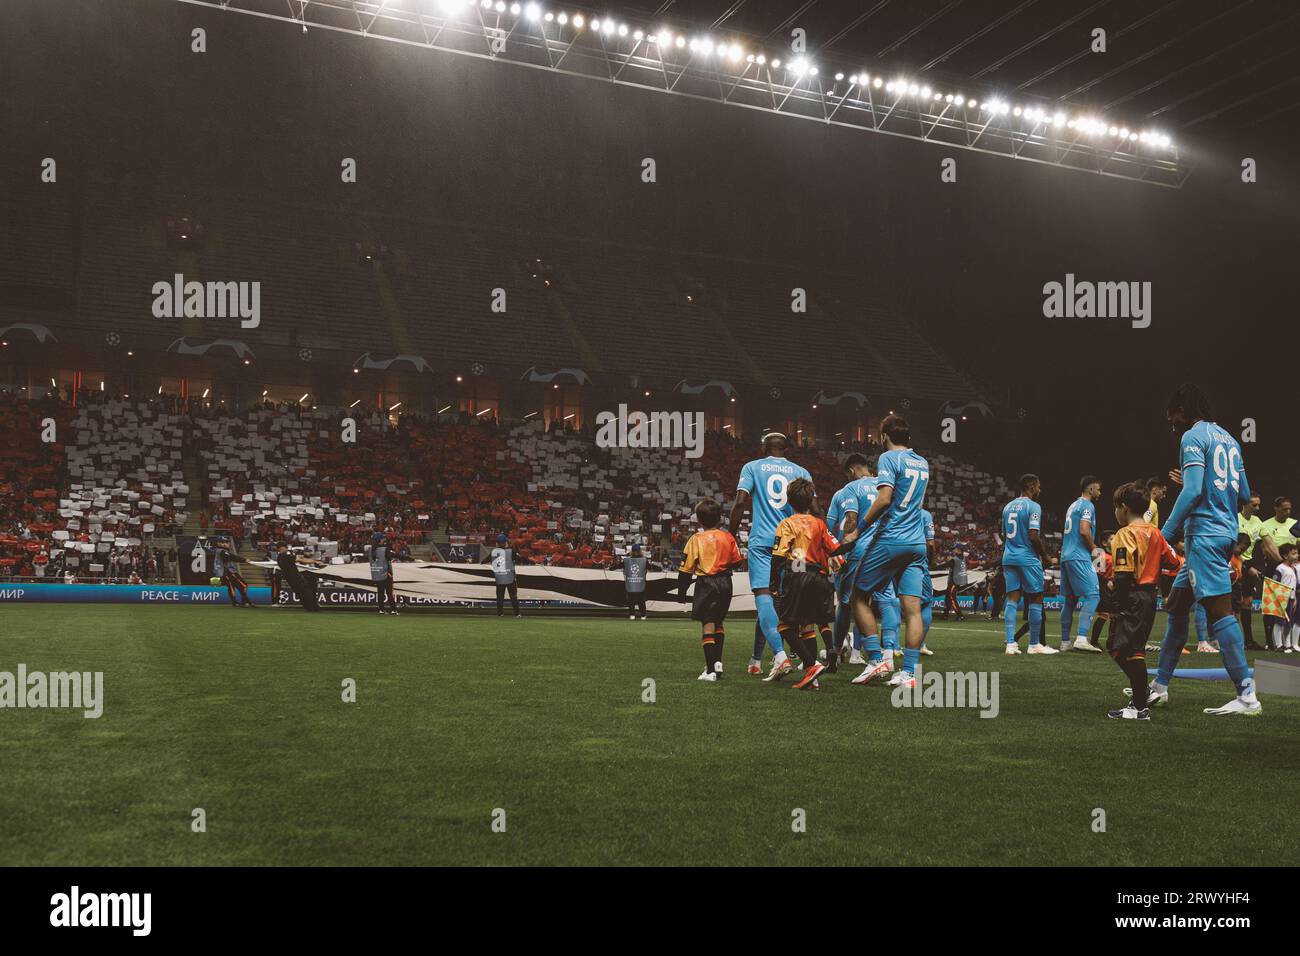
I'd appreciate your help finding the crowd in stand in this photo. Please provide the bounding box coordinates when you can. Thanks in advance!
[0,387,1040,580]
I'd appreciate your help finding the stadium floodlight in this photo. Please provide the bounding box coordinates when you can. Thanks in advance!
[191,0,1187,187]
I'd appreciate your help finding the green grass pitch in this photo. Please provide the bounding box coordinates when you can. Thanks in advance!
[3,605,1298,866]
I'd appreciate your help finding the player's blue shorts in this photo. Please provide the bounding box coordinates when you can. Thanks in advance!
[836,568,896,605]
[1173,533,1235,602]
[852,541,928,599]
[748,544,773,591]
[1059,558,1099,599]
[922,567,934,606]
[1003,562,1044,595]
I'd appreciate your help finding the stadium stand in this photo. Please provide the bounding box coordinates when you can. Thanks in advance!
[1,374,1017,582]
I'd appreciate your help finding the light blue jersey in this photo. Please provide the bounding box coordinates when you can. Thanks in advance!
[1061,496,1096,563]
[825,483,855,538]
[1163,420,1251,541]
[1001,496,1042,566]
[922,509,935,543]
[737,455,813,547]
[870,449,929,546]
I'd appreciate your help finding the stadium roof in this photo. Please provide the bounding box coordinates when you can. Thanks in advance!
[167,0,1297,186]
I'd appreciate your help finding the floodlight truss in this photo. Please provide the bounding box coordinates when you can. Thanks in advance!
[171,0,1189,188]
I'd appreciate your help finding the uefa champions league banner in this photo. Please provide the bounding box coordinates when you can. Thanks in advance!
[0,584,273,604]
[253,560,733,611]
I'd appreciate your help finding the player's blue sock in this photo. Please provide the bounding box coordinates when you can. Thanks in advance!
[756,594,783,655]
[1003,601,1018,644]
[833,601,851,651]
[903,646,921,675]
[751,619,765,661]
[1076,594,1099,642]
[1028,603,1043,646]
[865,633,882,663]
[881,600,901,650]
[1211,615,1251,696]
[1156,611,1190,686]
[1194,603,1208,644]
[921,603,932,638]
[1060,601,1075,646]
